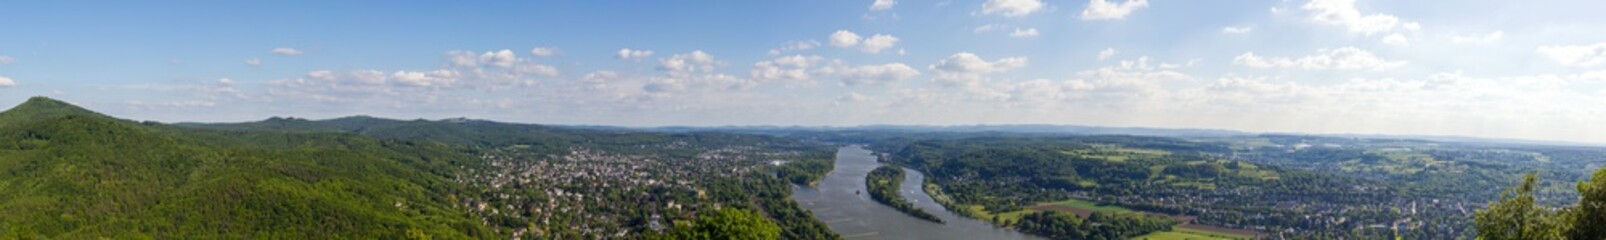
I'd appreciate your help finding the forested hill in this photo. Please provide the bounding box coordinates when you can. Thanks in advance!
[0,97,494,239]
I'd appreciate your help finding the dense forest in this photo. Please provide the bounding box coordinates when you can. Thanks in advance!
[1012,211,1177,240]
[0,97,494,239]
[0,97,840,239]
[864,166,943,223]
[776,157,834,186]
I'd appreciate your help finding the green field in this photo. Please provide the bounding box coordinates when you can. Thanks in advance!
[1063,145,1170,162]
[1042,199,1134,213]
[970,199,1258,240]
[1133,227,1255,240]
[970,199,1135,223]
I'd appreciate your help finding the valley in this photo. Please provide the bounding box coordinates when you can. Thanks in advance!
[2,97,1605,239]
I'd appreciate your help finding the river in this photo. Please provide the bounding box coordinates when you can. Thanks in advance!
[791,145,1043,240]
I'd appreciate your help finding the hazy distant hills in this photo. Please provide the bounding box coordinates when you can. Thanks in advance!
[0,97,493,239]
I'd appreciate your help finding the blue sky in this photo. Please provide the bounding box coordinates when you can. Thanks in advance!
[1,0,1604,144]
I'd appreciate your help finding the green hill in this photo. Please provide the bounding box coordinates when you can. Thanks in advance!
[0,97,115,128]
[0,97,494,239]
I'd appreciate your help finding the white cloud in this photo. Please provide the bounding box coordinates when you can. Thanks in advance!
[870,0,896,11]
[615,48,654,60]
[391,70,460,87]
[1234,47,1406,71]
[751,55,823,82]
[1081,0,1149,20]
[931,52,1028,86]
[1381,33,1408,46]
[444,49,530,68]
[1402,22,1421,31]
[982,0,1045,17]
[479,49,519,68]
[0,76,14,87]
[822,62,920,86]
[860,34,900,53]
[768,40,820,55]
[516,63,560,76]
[1010,28,1040,37]
[1537,42,1606,67]
[973,24,1007,33]
[830,30,898,53]
[839,92,875,102]
[271,47,303,56]
[1221,26,1253,34]
[245,58,262,66]
[829,30,863,48]
[1303,0,1401,35]
[657,50,720,75]
[1451,31,1504,44]
[445,51,479,67]
[1097,48,1118,61]
[126,100,218,109]
[0,55,13,64]
[530,47,558,57]
[932,52,1028,74]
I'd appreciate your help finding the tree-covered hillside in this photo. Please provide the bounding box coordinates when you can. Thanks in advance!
[0,97,494,239]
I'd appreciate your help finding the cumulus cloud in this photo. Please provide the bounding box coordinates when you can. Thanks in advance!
[1221,26,1253,34]
[859,34,900,53]
[870,0,896,11]
[657,50,720,75]
[1381,33,1408,46]
[245,58,262,66]
[271,47,303,56]
[126,100,219,109]
[1010,28,1040,37]
[0,55,13,64]
[516,64,560,76]
[615,48,654,60]
[932,52,1028,74]
[1097,48,1118,61]
[821,62,920,86]
[982,0,1045,17]
[768,40,821,55]
[530,47,558,57]
[443,49,534,69]
[479,49,519,68]
[751,55,823,82]
[829,30,899,53]
[1081,0,1149,20]
[1234,47,1406,71]
[829,30,862,48]
[931,52,1028,86]
[1451,31,1504,44]
[1537,42,1606,67]
[390,70,461,87]
[1303,0,1401,35]
[0,76,14,87]
[445,51,479,67]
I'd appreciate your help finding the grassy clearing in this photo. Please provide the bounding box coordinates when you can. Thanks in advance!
[1063,145,1170,163]
[970,199,1134,223]
[1134,230,1237,240]
[1044,199,1133,214]
[1134,225,1256,240]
